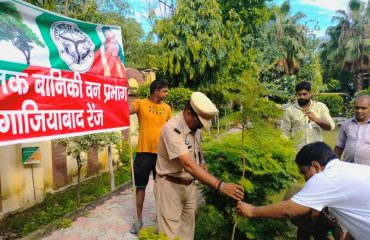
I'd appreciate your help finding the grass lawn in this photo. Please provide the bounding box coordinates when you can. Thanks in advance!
[322,127,339,149]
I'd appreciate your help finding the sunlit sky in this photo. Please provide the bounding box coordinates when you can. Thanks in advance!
[274,0,350,37]
[127,0,351,37]
[126,0,171,35]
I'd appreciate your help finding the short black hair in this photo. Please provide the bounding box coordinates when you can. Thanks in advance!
[150,79,168,94]
[295,81,311,92]
[295,142,337,167]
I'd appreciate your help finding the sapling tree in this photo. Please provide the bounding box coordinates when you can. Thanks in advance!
[196,70,298,239]
[226,71,283,239]
[56,132,121,204]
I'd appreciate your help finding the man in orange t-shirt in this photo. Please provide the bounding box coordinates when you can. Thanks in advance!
[129,79,172,234]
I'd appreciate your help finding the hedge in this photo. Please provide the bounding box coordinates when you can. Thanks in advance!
[317,94,344,116]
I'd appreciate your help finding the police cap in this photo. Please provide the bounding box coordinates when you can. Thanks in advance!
[190,92,219,128]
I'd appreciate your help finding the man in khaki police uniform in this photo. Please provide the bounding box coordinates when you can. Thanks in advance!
[155,92,244,240]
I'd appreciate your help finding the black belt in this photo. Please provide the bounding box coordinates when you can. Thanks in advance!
[162,175,195,186]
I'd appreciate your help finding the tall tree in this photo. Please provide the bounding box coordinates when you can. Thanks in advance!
[298,52,324,93]
[0,2,45,64]
[270,0,307,75]
[26,0,57,11]
[254,1,310,101]
[320,24,353,92]
[25,0,102,23]
[155,0,244,88]
[322,0,370,91]
[96,0,131,16]
[218,0,271,35]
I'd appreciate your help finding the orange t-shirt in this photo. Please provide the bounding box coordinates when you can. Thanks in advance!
[132,98,172,153]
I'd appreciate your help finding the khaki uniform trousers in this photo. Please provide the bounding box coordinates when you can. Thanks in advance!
[155,176,197,240]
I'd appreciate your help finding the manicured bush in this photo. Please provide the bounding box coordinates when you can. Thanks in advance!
[195,124,299,239]
[316,94,344,116]
[166,87,192,110]
[355,88,370,97]
[137,84,150,99]
[136,84,192,111]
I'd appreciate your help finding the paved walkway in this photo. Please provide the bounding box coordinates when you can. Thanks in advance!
[42,179,156,240]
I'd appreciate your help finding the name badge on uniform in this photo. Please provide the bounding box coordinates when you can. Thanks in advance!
[185,135,192,149]
[174,122,183,134]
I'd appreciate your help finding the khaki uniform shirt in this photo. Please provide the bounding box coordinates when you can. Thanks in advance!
[156,112,201,181]
[282,100,335,149]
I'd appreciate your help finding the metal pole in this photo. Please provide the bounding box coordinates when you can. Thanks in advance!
[31,164,37,203]
[129,130,139,224]
[217,114,219,135]
[108,145,115,191]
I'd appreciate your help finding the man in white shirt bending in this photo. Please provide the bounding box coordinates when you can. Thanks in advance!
[236,141,370,240]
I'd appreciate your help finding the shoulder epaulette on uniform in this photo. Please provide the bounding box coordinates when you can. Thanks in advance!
[174,122,183,134]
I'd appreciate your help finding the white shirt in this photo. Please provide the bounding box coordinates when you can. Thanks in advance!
[292,159,370,240]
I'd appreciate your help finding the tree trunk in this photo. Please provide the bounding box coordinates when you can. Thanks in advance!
[26,48,30,65]
[355,73,363,92]
[20,48,30,65]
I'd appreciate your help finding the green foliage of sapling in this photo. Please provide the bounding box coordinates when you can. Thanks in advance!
[197,124,298,239]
